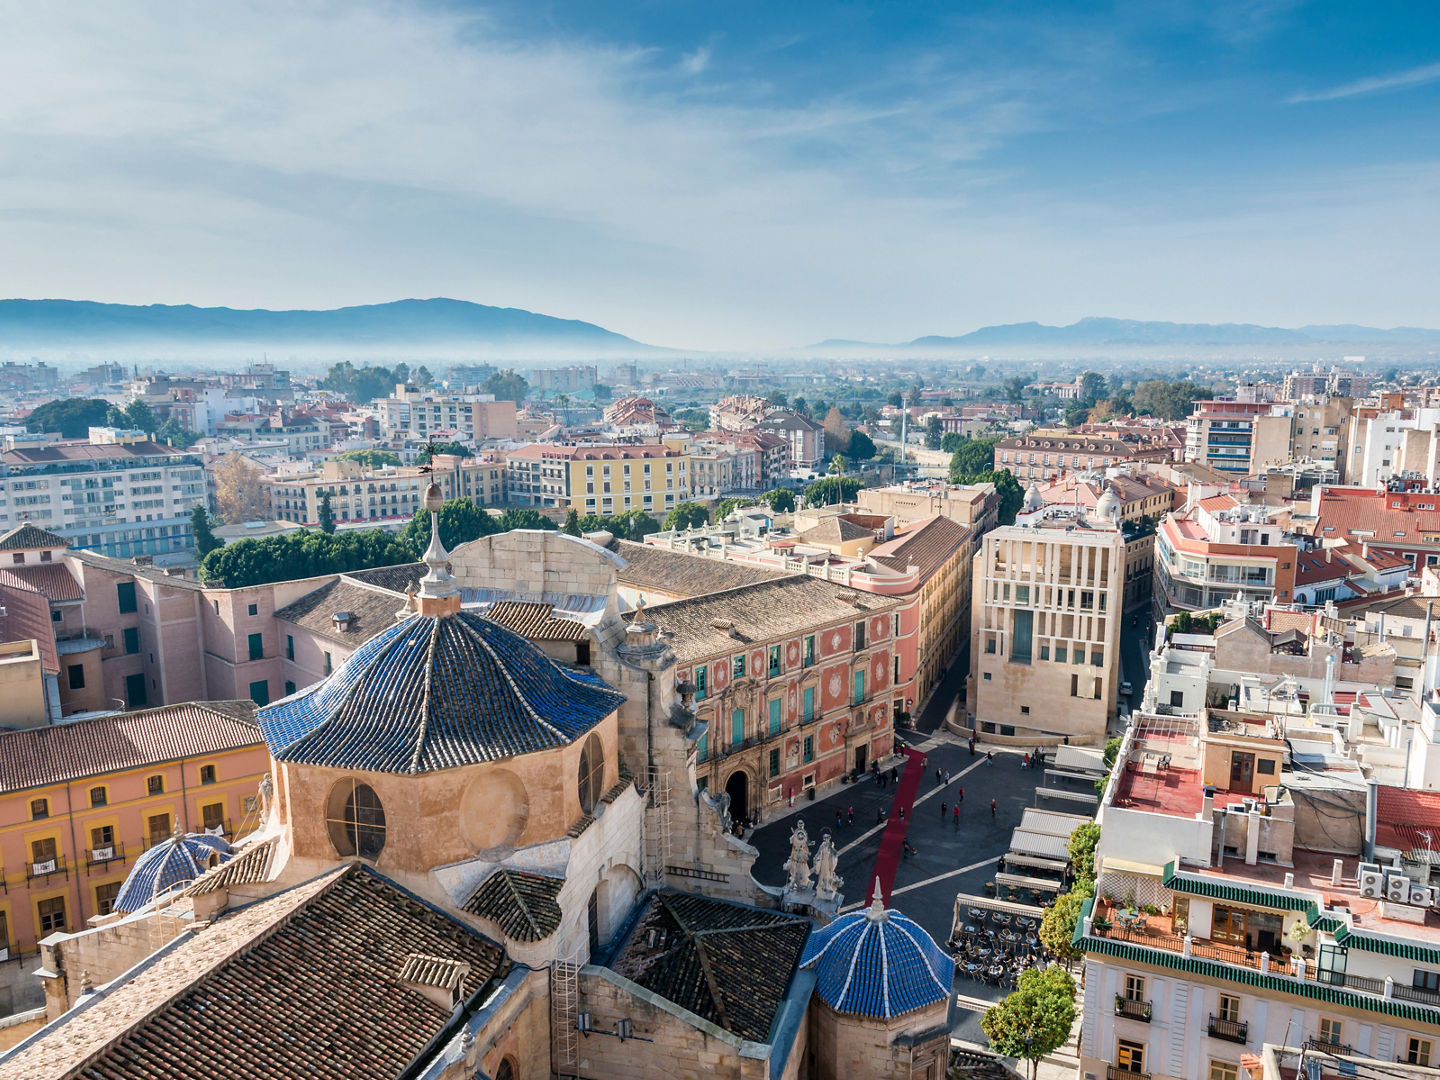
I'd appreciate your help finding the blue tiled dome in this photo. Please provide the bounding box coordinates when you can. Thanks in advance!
[115,833,232,914]
[258,611,626,774]
[799,904,954,1018]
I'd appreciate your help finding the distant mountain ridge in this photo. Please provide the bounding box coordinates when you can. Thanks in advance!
[0,298,652,352]
[812,317,1440,350]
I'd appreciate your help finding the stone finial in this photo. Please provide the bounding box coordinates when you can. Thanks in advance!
[866,878,887,921]
[415,482,460,615]
[78,970,94,994]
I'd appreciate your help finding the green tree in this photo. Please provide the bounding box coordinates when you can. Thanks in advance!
[803,476,863,506]
[790,396,808,416]
[714,497,755,520]
[107,399,158,434]
[483,369,530,406]
[190,505,221,557]
[592,382,613,404]
[952,469,1022,524]
[1039,880,1095,966]
[1079,371,1106,405]
[1003,375,1028,403]
[562,508,582,536]
[413,365,434,388]
[339,449,402,469]
[907,382,924,407]
[393,362,411,385]
[829,453,847,476]
[416,441,473,464]
[886,391,904,408]
[25,398,111,438]
[1132,379,1205,420]
[318,491,336,534]
[155,418,201,448]
[320,361,399,403]
[765,389,788,408]
[981,967,1078,1080]
[663,501,709,531]
[1067,821,1101,883]
[823,405,850,455]
[941,432,965,454]
[948,436,999,479]
[923,415,943,450]
[399,497,499,552]
[763,488,796,513]
[847,430,877,461]
[495,507,559,532]
[198,528,413,588]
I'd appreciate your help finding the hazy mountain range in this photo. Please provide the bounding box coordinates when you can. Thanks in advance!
[0,298,651,355]
[813,317,1440,351]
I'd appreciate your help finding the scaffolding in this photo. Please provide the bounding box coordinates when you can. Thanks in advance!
[644,766,672,888]
[551,947,580,1080]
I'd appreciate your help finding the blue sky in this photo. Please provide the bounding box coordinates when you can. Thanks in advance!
[0,0,1437,349]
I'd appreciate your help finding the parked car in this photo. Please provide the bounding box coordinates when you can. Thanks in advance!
[1119,680,1133,697]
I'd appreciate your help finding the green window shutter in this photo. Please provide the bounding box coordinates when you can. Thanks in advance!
[768,698,782,735]
[731,709,745,746]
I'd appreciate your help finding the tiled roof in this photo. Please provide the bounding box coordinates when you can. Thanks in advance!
[506,443,680,461]
[867,515,970,580]
[0,523,69,551]
[273,577,403,645]
[1292,551,1349,586]
[798,517,873,545]
[609,891,809,1043]
[800,907,953,1018]
[258,611,625,773]
[462,869,564,941]
[65,549,208,592]
[0,865,507,1080]
[1162,860,1314,911]
[0,564,83,602]
[1375,786,1440,854]
[183,837,279,896]
[610,539,787,599]
[398,953,470,991]
[483,601,589,642]
[0,582,59,674]
[115,833,233,913]
[0,701,259,794]
[634,575,900,665]
[343,562,426,594]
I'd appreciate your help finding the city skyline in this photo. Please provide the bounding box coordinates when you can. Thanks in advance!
[2,1,1438,350]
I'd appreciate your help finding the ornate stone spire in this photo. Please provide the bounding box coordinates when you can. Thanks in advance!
[415,482,461,616]
[865,877,888,921]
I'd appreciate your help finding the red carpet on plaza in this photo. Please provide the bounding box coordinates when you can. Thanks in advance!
[868,747,926,905]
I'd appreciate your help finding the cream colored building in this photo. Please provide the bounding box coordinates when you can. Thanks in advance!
[966,496,1125,745]
[267,454,504,526]
[375,386,518,442]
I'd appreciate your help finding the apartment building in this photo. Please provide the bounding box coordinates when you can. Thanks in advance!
[267,454,503,526]
[215,413,330,457]
[1287,397,1352,478]
[1185,400,1294,476]
[504,443,689,515]
[688,443,759,497]
[751,411,825,469]
[1155,492,1299,613]
[1284,367,1372,401]
[857,480,999,534]
[0,702,266,1012]
[968,502,1125,745]
[531,365,597,396]
[650,575,911,817]
[0,429,206,561]
[1348,407,1440,487]
[375,386,518,442]
[700,429,791,486]
[1303,485,1440,571]
[997,433,1171,483]
[1079,711,1440,1080]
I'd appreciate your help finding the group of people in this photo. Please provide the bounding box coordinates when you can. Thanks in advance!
[951,907,1049,988]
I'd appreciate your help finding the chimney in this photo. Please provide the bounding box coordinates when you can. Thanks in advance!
[1364,780,1379,861]
[398,954,470,1010]
[1331,858,1344,887]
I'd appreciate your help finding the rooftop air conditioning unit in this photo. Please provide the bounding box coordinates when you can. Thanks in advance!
[1411,885,1435,907]
[1358,869,1386,898]
[1387,873,1412,902]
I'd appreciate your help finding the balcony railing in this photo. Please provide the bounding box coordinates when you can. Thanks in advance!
[87,842,126,869]
[26,855,67,883]
[1304,1037,1357,1057]
[1114,997,1152,1022]
[1208,1015,1248,1044]
[1107,1067,1150,1080]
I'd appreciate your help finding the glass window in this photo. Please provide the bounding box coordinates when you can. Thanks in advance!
[803,735,814,763]
[1012,610,1033,664]
[199,764,217,785]
[326,778,386,859]
[286,635,295,660]
[1208,1063,1238,1080]
[147,774,164,795]
[803,636,815,666]
[1403,1038,1433,1068]
[123,627,140,654]
[768,645,781,677]
[1217,994,1240,1023]
[770,749,780,777]
[67,664,85,690]
[89,786,107,808]
[30,798,48,820]
[116,582,137,614]
[733,654,746,677]
[147,813,171,845]
[1318,1018,1343,1046]
[694,665,707,700]
[1116,1039,1145,1073]
[247,603,258,616]
[37,896,66,934]
[201,802,225,832]
[802,686,815,722]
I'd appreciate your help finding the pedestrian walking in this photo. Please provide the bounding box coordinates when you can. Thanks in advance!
[969,736,976,756]
[941,801,947,820]
[877,807,885,825]
[958,787,964,803]
[890,766,898,785]
[986,751,993,766]
[1022,753,1030,769]
[847,806,855,826]
[990,798,997,818]
[936,766,943,786]
[898,806,906,822]
[952,804,960,827]
[835,809,843,830]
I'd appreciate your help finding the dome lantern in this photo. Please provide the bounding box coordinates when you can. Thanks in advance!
[416,481,459,615]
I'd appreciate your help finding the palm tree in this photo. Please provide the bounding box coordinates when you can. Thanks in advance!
[829,454,846,477]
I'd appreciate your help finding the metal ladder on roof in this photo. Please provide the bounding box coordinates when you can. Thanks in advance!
[550,947,581,1080]
[644,766,671,888]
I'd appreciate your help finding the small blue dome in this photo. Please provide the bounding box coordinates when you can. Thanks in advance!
[115,833,233,914]
[799,903,954,1018]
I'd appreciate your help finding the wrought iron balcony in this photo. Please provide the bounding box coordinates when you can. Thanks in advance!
[1208,1015,1248,1044]
[1114,997,1152,1022]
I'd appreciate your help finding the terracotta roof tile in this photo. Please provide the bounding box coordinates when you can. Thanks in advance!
[462,869,564,941]
[0,702,259,794]
[867,515,970,580]
[0,582,59,673]
[0,523,69,551]
[0,564,83,602]
[343,562,426,594]
[483,600,589,642]
[610,539,787,599]
[273,577,404,645]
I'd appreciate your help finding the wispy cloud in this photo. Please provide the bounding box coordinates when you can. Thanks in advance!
[1289,60,1440,104]
[679,46,711,75]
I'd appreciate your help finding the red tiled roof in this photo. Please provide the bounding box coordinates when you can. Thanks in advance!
[0,523,69,551]
[0,563,82,602]
[867,515,970,581]
[1376,786,1440,853]
[0,583,58,673]
[0,701,259,792]
[506,442,680,461]
[1292,552,1348,586]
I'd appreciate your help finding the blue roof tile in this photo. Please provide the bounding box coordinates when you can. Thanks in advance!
[115,833,233,913]
[257,611,625,774]
[799,908,954,1018]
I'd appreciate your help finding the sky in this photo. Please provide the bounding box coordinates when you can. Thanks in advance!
[1,0,1439,351]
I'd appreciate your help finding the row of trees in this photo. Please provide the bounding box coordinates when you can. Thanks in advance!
[196,498,560,587]
[983,819,1099,1077]
[25,397,200,446]
[319,361,433,402]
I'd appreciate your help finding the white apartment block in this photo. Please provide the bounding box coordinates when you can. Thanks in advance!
[688,444,759,497]
[267,454,504,526]
[376,386,518,442]
[1350,409,1440,487]
[968,495,1125,745]
[0,429,207,560]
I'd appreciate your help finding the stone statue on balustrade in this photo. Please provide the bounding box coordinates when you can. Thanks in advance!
[784,819,813,892]
[813,833,843,903]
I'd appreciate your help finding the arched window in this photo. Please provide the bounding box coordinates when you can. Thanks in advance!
[326,779,386,859]
[493,1059,515,1080]
[578,733,605,815]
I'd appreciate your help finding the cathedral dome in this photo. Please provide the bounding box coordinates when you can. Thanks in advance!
[1023,483,1044,513]
[258,611,625,774]
[798,894,953,1018]
[115,832,233,914]
[1094,483,1121,523]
